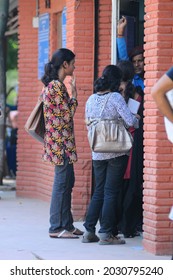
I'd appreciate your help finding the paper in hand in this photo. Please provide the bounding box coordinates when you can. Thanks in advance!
[127,98,140,114]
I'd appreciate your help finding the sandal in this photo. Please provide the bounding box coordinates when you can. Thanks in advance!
[49,229,79,239]
[82,232,99,243]
[70,227,84,235]
[99,235,126,245]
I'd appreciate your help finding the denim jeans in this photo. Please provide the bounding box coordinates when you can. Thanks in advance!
[83,155,128,239]
[49,156,75,233]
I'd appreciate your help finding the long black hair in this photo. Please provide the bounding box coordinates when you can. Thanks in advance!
[117,60,136,102]
[41,48,75,86]
[117,60,134,81]
[94,65,122,93]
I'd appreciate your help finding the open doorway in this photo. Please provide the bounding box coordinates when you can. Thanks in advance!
[91,0,145,238]
[116,0,145,238]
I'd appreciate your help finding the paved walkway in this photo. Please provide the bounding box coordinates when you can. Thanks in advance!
[0,179,171,260]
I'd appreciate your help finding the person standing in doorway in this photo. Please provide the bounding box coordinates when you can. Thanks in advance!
[41,48,83,239]
[117,60,144,238]
[116,16,145,236]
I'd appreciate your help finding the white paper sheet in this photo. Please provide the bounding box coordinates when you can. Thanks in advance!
[164,89,173,143]
[127,98,140,114]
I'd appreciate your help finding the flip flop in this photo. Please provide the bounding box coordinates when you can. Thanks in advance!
[70,227,84,235]
[49,229,79,239]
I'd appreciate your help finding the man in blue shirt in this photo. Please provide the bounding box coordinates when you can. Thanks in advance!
[117,16,144,91]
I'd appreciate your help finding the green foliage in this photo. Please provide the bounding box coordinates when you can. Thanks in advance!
[6,69,18,94]
[6,34,18,70]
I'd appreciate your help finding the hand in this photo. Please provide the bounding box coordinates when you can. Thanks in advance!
[69,74,76,87]
[69,75,77,99]
[117,16,127,36]
[135,113,141,120]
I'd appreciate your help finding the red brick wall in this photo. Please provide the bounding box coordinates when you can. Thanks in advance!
[143,0,173,255]
[97,0,112,75]
[17,0,50,199]
[65,0,94,219]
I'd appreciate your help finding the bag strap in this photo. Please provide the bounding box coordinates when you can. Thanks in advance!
[85,92,114,126]
[86,93,112,126]
[99,93,111,118]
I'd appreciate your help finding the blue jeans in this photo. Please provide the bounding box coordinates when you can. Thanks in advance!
[83,155,128,239]
[49,156,75,233]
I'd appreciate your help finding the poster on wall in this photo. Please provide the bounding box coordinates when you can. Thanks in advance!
[62,7,66,48]
[38,13,50,80]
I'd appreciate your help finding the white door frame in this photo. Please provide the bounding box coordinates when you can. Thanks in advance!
[111,0,120,64]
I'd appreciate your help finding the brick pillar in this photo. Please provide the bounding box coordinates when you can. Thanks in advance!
[97,0,112,75]
[143,0,173,255]
[66,0,95,219]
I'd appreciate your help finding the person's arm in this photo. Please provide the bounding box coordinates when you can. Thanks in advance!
[69,74,77,99]
[116,38,129,61]
[68,75,78,116]
[48,81,78,123]
[116,16,129,61]
[115,93,139,128]
[151,73,173,123]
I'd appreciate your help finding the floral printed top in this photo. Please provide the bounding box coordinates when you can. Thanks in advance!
[40,80,78,165]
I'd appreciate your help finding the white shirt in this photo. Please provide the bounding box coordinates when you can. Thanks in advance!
[85,92,139,160]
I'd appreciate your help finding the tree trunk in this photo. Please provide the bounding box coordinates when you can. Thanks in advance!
[0,0,9,184]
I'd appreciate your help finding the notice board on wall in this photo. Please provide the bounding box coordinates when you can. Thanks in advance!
[38,13,50,80]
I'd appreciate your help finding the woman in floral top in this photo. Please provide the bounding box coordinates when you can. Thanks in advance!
[41,48,83,239]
